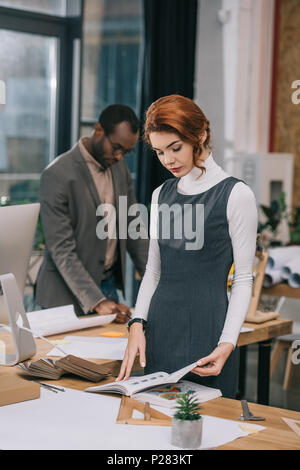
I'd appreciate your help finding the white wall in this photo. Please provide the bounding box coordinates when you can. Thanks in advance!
[234,0,275,155]
[194,0,225,166]
[194,0,275,168]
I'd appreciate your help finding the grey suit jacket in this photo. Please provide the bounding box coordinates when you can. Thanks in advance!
[35,143,149,315]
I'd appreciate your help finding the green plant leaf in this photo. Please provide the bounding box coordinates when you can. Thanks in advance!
[174,392,201,420]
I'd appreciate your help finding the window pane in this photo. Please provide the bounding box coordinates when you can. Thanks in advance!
[81,0,142,122]
[0,29,58,204]
[80,125,93,138]
[0,0,66,16]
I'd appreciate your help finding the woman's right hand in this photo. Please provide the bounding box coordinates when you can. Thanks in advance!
[116,323,146,381]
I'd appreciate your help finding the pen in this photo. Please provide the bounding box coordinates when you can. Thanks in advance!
[37,381,65,392]
[38,382,58,393]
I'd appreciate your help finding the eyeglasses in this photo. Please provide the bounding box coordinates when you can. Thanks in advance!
[105,133,132,158]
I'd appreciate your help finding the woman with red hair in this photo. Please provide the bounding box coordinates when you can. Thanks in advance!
[117,95,258,398]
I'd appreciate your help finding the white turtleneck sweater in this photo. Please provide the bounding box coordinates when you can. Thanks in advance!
[133,153,258,348]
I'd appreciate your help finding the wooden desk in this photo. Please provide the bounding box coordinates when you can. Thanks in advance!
[0,322,129,388]
[262,283,300,299]
[200,398,300,450]
[0,319,293,404]
[238,318,293,347]
[0,321,299,450]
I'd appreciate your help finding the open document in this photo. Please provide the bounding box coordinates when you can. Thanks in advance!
[85,362,199,396]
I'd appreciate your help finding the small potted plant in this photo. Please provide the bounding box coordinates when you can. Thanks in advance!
[171,392,202,449]
[258,192,288,247]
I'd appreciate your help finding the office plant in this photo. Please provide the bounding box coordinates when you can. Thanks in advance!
[171,392,202,449]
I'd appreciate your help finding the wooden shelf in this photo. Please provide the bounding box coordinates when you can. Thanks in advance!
[261,283,300,299]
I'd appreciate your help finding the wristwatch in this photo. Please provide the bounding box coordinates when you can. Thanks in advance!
[127,318,147,331]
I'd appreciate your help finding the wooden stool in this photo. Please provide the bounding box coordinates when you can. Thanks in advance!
[228,242,281,324]
[270,334,299,390]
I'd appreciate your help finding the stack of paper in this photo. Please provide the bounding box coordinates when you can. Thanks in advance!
[18,358,64,380]
[18,355,113,382]
[55,355,111,382]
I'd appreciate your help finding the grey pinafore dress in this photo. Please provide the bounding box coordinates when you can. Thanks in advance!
[144,176,244,399]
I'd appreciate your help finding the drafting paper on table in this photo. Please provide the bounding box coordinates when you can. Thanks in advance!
[47,335,128,360]
[26,305,116,337]
[132,380,222,408]
[0,387,266,450]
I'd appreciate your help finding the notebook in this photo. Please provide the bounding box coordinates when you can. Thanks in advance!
[85,362,199,396]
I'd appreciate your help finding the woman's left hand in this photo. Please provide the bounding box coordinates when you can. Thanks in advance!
[192,343,234,377]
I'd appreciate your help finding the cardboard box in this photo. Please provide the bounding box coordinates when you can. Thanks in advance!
[0,376,40,407]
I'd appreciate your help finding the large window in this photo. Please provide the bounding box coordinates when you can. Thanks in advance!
[0,29,58,203]
[81,0,142,176]
[0,0,66,16]
[0,3,82,204]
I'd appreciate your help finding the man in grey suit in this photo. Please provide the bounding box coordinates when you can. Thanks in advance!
[35,105,149,323]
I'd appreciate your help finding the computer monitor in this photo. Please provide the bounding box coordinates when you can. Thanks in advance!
[0,203,40,324]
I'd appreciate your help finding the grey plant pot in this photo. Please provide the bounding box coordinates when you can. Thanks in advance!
[171,417,203,449]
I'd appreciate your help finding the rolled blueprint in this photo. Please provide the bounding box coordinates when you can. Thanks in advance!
[263,268,284,287]
[281,258,300,280]
[267,246,300,270]
[288,273,300,288]
[281,266,292,280]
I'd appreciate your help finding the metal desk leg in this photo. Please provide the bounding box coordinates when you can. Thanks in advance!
[257,339,272,405]
[236,345,247,400]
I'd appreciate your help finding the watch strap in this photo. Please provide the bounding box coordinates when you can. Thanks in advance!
[127,318,147,330]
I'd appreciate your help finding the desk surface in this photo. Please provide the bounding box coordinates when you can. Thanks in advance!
[238,318,293,346]
[0,319,299,450]
[262,283,300,299]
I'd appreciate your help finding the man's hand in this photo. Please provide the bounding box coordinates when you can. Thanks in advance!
[95,300,120,316]
[114,302,132,324]
[95,300,132,324]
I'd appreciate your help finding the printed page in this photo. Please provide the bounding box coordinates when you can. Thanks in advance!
[86,363,198,395]
[121,371,169,395]
[116,363,198,395]
[85,371,169,395]
[132,380,222,408]
[164,361,198,384]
